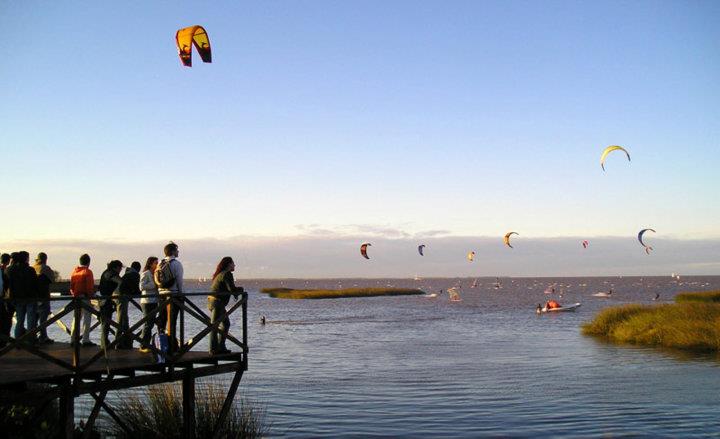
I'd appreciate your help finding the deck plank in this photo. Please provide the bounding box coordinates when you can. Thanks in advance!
[0,342,236,385]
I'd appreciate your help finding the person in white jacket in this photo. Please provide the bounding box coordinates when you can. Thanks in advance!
[139,256,160,352]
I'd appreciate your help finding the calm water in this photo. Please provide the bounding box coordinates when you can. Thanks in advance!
[77,276,720,437]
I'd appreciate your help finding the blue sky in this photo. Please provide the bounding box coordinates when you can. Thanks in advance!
[1,1,718,275]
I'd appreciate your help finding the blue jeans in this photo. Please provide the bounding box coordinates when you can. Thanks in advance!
[14,301,38,340]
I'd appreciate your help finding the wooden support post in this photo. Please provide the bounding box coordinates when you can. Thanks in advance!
[212,366,244,439]
[59,379,75,439]
[183,369,196,439]
[82,389,106,439]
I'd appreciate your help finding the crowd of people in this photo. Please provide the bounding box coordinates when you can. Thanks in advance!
[0,242,244,355]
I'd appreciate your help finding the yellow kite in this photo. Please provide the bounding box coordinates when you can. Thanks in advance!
[176,25,212,67]
[600,145,630,171]
[504,232,519,248]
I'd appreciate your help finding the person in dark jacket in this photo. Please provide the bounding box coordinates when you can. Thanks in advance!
[33,252,56,344]
[208,257,244,355]
[6,251,40,341]
[98,260,123,351]
[115,261,141,349]
[0,253,12,347]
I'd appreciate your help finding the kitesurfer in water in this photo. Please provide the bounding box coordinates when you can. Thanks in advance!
[260,316,266,325]
[653,294,660,301]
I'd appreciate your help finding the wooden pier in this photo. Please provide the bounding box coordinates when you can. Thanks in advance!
[0,291,248,439]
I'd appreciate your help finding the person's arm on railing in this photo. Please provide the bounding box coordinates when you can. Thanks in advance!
[224,272,244,300]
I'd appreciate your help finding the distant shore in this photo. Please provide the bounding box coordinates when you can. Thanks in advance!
[582,290,720,352]
[261,287,425,299]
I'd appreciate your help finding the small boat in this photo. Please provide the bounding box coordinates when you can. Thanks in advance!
[592,292,612,298]
[448,287,462,302]
[544,284,557,294]
[540,303,581,313]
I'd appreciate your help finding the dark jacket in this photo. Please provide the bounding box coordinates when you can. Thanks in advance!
[33,263,55,300]
[6,263,40,301]
[1,264,8,297]
[209,271,243,305]
[98,268,122,297]
[119,268,141,297]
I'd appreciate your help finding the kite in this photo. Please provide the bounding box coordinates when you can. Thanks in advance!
[504,232,519,248]
[467,251,475,262]
[418,245,426,256]
[360,243,371,259]
[600,145,630,171]
[638,228,656,249]
[582,240,589,249]
[176,25,212,67]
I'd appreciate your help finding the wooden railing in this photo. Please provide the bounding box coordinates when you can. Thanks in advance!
[0,291,248,377]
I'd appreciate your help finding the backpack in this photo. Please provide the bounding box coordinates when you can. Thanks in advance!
[155,259,176,289]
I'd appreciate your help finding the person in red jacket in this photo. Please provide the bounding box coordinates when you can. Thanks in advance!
[70,254,96,346]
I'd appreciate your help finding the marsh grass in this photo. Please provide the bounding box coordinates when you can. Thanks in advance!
[261,287,424,299]
[676,290,720,303]
[108,381,269,439]
[582,295,720,352]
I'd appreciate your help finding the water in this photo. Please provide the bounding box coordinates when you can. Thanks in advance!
[70,276,720,436]
[235,276,720,437]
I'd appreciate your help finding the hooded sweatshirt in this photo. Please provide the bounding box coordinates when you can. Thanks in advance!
[70,266,95,298]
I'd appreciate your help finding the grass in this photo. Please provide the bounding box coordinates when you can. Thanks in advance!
[582,291,720,352]
[108,381,269,439]
[261,287,425,299]
[675,290,720,303]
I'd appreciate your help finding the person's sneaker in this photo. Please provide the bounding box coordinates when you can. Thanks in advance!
[82,341,97,347]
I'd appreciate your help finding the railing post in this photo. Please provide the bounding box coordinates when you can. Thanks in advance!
[179,296,185,347]
[167,294,174,353]
[72,299,81,369]
[242,293,248,370]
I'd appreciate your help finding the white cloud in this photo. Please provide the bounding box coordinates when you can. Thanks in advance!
[1,235,718,278]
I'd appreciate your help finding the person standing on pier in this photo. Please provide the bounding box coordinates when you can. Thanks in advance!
[209,256,244,355]
[70,254,97,346]
[6,251,40,342]
[98,260,123,351]
[33,252,56,344]
[116,261,141,349]
[139,257,160,353]
[0,253,12,347]
[156,242,184,353]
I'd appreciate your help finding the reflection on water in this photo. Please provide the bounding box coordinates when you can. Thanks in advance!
[68,276,720,437]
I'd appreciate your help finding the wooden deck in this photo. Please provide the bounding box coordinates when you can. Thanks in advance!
[0,342,242,386]
[0,293,248,438]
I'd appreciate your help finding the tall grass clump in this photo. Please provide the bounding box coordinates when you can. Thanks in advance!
[675,290,720,304]
[107,381,270,439]
[261,287,424,299]
[582,302,720,352]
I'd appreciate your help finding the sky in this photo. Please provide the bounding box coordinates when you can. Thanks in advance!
[0,1,718,277]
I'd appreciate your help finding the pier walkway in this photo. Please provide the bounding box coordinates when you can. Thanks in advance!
[0,291,248,439]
